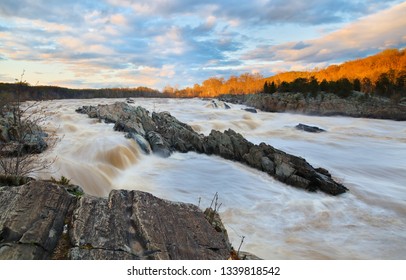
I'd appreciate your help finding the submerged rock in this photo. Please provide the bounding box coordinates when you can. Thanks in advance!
[0,181,231,260]
[77,102,348,195]
[243,108,257,113]
[295,123,326,133]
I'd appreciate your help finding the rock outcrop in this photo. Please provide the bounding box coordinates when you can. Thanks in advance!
[0,181,75,259]
[76,102,348,195]
[0,181,231,260]
[206,100,231,109]
[220,93,406,121]
[0,113,48,156]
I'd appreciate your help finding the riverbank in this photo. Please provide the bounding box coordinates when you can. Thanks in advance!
[219,92,406,121]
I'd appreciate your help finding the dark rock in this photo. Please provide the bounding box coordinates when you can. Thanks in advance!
[70,190,231,260]
[0,181,76,259]
[126,98,135,104]
[0,114,48,156]
[0,175,34,187]
[243,108,257,113]
[0,181,232,260]
[204,130,235,160]
[152,111,206,153]
[125,133,151,154]
[146,131,171,157]
[209,100,231,109]
[315,167,332,178]
[22,132,48,153]
[296,123,326,133]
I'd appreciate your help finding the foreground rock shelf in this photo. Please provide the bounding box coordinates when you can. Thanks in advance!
[0,181,231,260]
[77,102,348,195]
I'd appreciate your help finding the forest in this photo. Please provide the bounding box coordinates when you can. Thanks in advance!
[171,48,406,99]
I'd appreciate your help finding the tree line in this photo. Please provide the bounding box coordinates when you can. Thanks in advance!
[0,83,165,102]
[263,70,406,99]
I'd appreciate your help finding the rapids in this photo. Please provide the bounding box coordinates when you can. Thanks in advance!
[33,98,406,259]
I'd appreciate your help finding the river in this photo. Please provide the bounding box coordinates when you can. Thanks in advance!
[32,98,406,259]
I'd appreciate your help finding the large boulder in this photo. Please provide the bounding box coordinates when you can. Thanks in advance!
[145,131,171,158]
[0,181,75,259]
[0,181,232,260]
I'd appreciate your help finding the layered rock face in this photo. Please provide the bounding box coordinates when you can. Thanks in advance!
[0,181,231,260]
[77,102,348,195]
[220,93,406,121]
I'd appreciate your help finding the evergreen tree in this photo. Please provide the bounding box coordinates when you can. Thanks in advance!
[353,79,361,92]
[263,81,270,93]
[269,81,276,93]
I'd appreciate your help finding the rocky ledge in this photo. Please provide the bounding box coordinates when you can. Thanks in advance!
[76,102,348,195]
[219,93,406,121]
[0,112,48,156]
[0,180,231,260]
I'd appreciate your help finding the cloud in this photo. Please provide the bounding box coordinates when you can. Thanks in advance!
[107,0,404,25]
[244,1,406,65]
[1,0,405,89]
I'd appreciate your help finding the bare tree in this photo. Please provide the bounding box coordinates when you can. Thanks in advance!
[0,72,58,184]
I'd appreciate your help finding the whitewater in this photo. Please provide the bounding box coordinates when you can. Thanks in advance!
[32,98,406,259]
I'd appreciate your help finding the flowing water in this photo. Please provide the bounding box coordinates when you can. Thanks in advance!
[32,98,406,259]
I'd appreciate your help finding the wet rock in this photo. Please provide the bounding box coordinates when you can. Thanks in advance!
[146,131,171,157]
[152,111,206,154]
[125,133,151,154]
[296,123,326,133]
[243,108,257,113]
[207,100,231,109]
[77,102,348,195]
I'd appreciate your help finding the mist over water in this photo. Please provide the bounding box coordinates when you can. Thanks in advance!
[34,98,406,259]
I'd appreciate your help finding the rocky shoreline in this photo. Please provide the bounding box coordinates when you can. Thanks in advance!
[0,112,48,157]
[219,93,406,121]
[76,102,348,195]
[0,180,233,260]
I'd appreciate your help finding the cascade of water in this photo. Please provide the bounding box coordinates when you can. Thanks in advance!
[34,98,406,259]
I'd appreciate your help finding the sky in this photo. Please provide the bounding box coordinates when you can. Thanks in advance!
[0,0,405,90]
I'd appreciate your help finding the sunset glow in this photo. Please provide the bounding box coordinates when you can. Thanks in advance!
[0,0,405,90]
